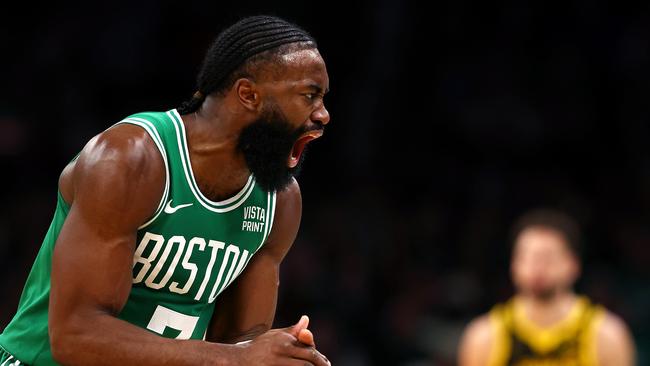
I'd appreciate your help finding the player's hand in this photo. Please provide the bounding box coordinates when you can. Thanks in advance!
[294,315,316,347]
[233,315,331,366]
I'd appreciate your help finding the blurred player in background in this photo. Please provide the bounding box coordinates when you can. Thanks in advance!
[0,15,331,365]
[458,209,635,366]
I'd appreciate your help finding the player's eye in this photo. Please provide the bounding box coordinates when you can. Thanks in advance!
[304,93,315,101]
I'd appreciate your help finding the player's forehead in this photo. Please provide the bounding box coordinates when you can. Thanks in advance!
[514,227,570,255]
[277,48,329,90]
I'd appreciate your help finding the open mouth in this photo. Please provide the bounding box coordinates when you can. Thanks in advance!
[288,129,324,168]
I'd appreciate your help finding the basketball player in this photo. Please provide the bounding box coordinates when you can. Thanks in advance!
[458,209,635,366]
[0,16,331,365]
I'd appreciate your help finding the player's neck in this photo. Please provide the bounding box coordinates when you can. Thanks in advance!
[518,291,577,327]
[181,106,251,202]
[190,96,245,151]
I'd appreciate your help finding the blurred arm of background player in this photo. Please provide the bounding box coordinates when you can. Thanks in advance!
[48,124,329,365]
[457,310,636,366]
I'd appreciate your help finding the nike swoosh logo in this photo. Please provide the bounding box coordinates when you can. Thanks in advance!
[164,200,194,214]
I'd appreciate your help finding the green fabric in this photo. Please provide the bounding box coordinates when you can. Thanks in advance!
[1,344,28,365]
[0,110,276,365]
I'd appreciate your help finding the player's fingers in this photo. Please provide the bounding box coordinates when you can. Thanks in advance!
[288,344,330,366]
[282,360,314,366]
[298,328,315,347]
[288,315,310,337]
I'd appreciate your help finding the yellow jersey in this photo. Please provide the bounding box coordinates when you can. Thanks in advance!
[488,296,605,366]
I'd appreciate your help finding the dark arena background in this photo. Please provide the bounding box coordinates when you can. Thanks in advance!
[1,1,649,365]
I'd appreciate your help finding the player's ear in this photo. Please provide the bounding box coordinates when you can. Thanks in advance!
[235,78,261,112]
[570,255,582,281]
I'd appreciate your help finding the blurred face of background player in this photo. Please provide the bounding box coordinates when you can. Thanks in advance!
[510,226,581,300]
[236,48,330,192]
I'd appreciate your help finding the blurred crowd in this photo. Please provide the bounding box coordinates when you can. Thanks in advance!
[1,1,649,365]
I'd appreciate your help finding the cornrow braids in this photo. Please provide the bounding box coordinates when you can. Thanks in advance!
[178,15,317,114]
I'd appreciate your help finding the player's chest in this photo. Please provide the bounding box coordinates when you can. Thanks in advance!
[510,336,582,366]
[130,205,272,304]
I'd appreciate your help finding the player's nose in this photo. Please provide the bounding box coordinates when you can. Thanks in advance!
[311,104,330,126]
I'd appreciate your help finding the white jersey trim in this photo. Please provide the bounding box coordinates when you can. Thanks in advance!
[116,118,171,229]
[267,191,278,237]
[166,109,255,213]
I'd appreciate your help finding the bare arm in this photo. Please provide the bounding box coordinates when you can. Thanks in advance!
[596,312,636,366]
[207,179,302,344]
[50,125,328,366]
[50,124,239,365]
[458,315,493,366]
[206,179,329,365]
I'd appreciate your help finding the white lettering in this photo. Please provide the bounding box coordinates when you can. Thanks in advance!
[228,249,250,289]
[145,236,185,289]
[241,221,265,232]
[194,240,224,301]
[133,232,165,284]
[169,237,204,294]
[133,233,257,303]
[243,206,266,221]
[255,222,264,232]
[208,245,240,303]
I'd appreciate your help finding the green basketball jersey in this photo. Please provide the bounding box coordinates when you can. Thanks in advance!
[0,109,277,365]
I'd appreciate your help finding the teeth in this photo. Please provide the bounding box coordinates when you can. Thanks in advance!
[302,130,323,139]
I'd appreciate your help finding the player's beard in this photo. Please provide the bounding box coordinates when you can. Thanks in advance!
[521,281,562,302]
[529,287,558,302]
[237,102,308,192]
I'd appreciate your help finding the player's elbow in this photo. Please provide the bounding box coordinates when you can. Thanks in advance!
[50,326,76,364]
[49,317,87,364]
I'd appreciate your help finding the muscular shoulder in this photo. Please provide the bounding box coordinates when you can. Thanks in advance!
[79,124,162,177]
[60,123,165,230]
[596,310,635,366]
[598,311,630,340]
[61,124,163,199]
[458,314,494,366]
[275,178,302,217]
[461,314,494,351]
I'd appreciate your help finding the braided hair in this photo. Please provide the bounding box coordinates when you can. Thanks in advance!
[178,15,317,114]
